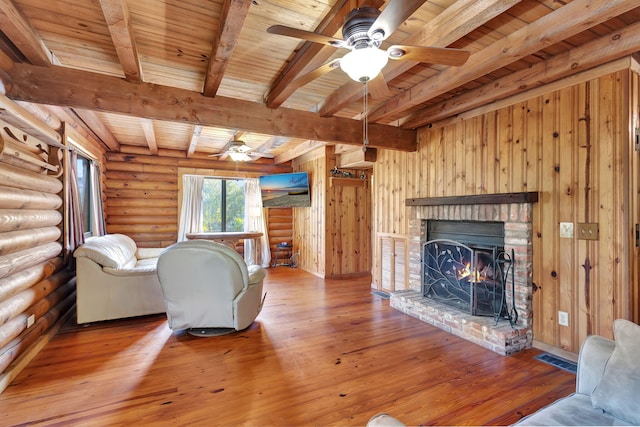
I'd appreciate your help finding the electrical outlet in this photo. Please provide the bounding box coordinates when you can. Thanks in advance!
[26,314,35,328]
[559,222,573,238]
[558,311,569,327]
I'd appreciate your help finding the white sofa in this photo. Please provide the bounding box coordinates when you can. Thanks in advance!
[514,318,639,426]
[73,234,166,323]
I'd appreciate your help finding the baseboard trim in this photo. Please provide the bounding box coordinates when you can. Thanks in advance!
[325,272,372,280]
[532,339,578,363]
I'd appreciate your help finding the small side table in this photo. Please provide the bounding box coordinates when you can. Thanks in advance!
[272,243,292,267]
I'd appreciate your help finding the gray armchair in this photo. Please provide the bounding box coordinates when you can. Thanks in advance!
[157,240,266,336]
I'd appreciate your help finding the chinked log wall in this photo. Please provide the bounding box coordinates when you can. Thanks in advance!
[104,151,294,253]
[0,98,74,393]
[372,59,640,355]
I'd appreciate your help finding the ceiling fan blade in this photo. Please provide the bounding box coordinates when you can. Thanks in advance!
[387,45,470,66]
[367,0,427,42]
[267,25,346,48]
[290,58,342,91]
[250,152,275,159]
[367,73,390,99]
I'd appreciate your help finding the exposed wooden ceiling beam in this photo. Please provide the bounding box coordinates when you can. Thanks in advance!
[402,20,640,129]
[367,0,638,123]
[187,124,203,158]
[0,0,53,66]
[141,118,158,155]
[6,63,416,151]
[72,108,121,151]
[98,0,143,83]
[202,0,252,97]
[318,0,523,117]
[274,139,327,164]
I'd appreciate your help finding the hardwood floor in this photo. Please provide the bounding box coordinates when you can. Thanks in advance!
[0,268,575,426]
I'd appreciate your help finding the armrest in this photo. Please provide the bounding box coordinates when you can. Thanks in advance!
[136,247,165,260]
[103,265,158,276]
[247,265,266,285]
[576,334,615,395]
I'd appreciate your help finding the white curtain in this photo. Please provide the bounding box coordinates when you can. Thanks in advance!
[177,175,204,242]
[89,160,106,236]
[244,178,271,267]
[65,149,85,265]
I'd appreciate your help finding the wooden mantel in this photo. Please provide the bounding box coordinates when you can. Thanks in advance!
[406,192,539,206]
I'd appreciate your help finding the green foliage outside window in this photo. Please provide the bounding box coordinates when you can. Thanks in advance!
[202,178,245,232]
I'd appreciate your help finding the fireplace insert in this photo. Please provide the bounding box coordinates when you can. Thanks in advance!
[421,220,517,324]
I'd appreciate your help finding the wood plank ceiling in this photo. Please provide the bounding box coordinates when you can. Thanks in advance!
[0,0,639,164]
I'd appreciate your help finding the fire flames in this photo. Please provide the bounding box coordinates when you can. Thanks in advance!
[458,262,483,282]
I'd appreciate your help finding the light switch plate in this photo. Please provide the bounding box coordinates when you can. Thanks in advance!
[559,222,573,238]
[558,311,569,326]
[577,223,599,240]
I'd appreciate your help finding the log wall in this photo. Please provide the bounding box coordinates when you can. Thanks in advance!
[104,152,293,250]
[0,99,75,393]
[372,62,640,354]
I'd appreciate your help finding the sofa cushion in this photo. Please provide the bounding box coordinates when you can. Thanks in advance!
[73,234,138,268]
[516,393,632,426]
[591,319,640,425]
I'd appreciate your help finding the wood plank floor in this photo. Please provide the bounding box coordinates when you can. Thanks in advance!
[0,268,575,426]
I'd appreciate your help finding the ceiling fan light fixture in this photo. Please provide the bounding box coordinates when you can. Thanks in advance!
[229,151,252,162]
[340,47,388,83]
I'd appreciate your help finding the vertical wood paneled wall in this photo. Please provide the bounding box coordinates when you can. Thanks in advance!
[292,146,372,278]
[372,65,639,354]
[292,148,327,276]
[325,149,372,279]
[104,152,293,250]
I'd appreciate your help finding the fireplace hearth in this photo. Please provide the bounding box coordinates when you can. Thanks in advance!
[391,193,537,355]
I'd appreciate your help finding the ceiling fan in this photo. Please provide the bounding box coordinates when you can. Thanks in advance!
[267,0,470,89]
[209,138,275,162]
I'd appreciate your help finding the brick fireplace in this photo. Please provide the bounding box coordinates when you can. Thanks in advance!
[390,193,538,355]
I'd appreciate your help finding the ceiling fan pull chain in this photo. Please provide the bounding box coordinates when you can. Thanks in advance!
[362,80,369,152]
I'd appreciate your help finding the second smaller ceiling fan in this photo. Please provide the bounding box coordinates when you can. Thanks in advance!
[210,138,274,162]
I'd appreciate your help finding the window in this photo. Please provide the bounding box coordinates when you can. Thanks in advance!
[75,154,93,237]
[202,178,245,232]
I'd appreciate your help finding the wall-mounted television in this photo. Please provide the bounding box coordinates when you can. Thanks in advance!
[259,172,311,208]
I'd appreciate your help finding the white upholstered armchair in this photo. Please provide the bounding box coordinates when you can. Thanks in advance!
[156,240,266,336]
